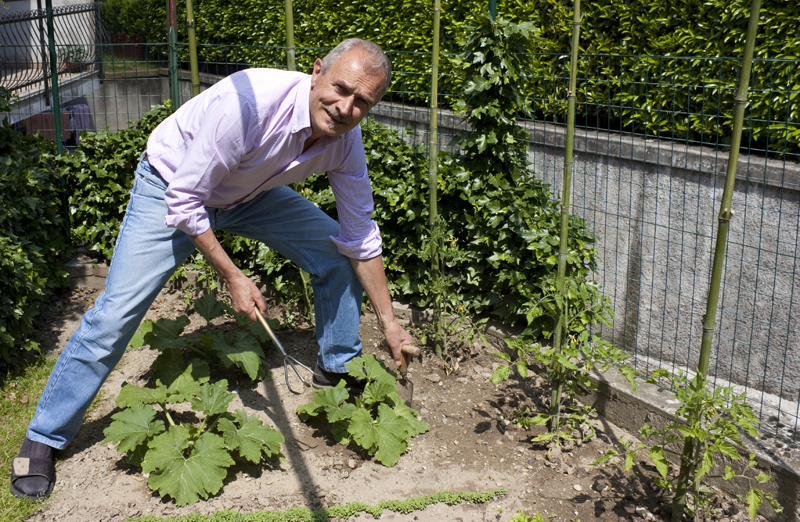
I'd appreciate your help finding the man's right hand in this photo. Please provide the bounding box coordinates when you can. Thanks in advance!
[224,270,268,323]
[187,228,267,322]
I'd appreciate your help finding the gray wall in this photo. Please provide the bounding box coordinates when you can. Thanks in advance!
[370,102,800,413]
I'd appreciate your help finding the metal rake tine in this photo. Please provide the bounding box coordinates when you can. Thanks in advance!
[254,308,315,393]
[283,354,315,394]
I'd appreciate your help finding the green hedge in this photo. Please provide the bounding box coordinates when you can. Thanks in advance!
[0,89,70,371]
[102,0,800,153]
[59,102,175,259]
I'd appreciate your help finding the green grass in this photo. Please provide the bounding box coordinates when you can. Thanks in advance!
[103,54,161,75]
[0,356,58,522]
[123,489,508,521]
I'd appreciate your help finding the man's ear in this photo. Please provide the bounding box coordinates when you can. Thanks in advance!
[310,58,323,88]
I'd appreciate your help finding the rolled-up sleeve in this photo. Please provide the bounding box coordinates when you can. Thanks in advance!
[328,128,382,259]
[163,93,254,235]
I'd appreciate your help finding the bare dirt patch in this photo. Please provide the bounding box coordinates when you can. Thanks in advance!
[21,285,768,522]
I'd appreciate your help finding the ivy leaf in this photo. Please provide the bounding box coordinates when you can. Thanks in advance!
[102,403,165,453]
[189,380,235,417]
[218,410,285,463]
[116,381,167,408]
[348,403,410,467]
[142,316,191,351]
[193,294,228,324]
[143,427,234,507]
[723,465,735,480]
[207,331,265,380]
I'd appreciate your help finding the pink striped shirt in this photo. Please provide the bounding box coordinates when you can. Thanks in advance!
[146,68,382,259]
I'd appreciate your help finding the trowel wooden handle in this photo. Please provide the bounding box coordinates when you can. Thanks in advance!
[399,344,418,374]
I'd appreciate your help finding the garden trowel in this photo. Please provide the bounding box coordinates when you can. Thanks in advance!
[395,344,420,407]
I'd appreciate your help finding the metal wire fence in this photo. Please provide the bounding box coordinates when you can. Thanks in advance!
[2,37,799,444]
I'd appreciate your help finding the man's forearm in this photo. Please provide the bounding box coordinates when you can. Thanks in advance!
[187,228,240,280]
[349,255,412,365]
[187,228,266,320]
[349,255,395,329]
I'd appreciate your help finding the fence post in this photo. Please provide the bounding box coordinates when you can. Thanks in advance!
[284,0,296,71]
[44,0,70,240]
[670,1,762,520]
[36,0,51,104]
[185,0,200,97]
[429,0,443,357]
[44,0,62,153]
[167,0,180,109]
[488,0,496,20]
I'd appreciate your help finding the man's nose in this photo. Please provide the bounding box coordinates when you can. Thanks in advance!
[338,95,354,116]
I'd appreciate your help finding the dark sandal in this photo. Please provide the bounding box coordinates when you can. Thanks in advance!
[10,456,56,501]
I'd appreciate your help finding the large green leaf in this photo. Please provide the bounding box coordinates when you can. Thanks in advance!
[142,316,191,351]
[102,403,165,453]
[207,331,265,380]
[128,319,154,349]
[142,426,234,506]
[218,410,285,463]
[116,381,167,408]
[189,380,235,417]
[391,398,431,438]
[152,349,210,403]
[346,354,395,387]
[193,293,228,324]
[348,403,410,467]
[296,382,354,423]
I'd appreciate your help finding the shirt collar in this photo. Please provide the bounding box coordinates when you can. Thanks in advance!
[292,75,312,135]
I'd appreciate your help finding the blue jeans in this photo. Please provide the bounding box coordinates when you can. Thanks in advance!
[27,155,364,449]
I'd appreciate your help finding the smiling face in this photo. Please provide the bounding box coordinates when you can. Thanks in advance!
[307,49,387,142]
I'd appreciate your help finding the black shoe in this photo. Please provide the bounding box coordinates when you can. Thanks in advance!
[311,363,364,392]
[10,438,56,501]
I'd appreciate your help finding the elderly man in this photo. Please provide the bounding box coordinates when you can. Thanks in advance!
[11,38,412,501]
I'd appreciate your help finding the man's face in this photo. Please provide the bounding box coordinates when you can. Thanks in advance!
[308,50,386,140]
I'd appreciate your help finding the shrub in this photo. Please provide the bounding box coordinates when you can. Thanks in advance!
[0,88,70,371]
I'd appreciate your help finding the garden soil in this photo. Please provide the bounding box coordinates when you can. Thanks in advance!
[18,285,769,522]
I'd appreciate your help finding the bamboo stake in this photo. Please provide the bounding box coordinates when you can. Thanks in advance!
[185,0,200,97]
[550,0,581,434]
[284,0,296,71]
[429,0,443,357]
[670,1,761,520]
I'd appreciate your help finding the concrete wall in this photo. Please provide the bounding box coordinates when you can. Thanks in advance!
[369,102,800,419]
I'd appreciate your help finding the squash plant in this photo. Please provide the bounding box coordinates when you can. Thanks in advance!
[297,354,430,467]
[104,294,284,506]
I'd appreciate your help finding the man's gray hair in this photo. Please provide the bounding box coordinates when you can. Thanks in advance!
[321,38,392,93]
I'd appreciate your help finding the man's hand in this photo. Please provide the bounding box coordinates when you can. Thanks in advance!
[349,255,412,367]
[381,318,414,367]
[187,228,267,322]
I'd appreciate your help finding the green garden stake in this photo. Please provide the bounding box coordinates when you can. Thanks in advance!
[671,0,761,520]
[551,0,581,435]
[429,0,443,358]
